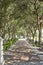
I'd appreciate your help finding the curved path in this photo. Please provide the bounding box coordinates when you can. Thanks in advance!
[4,40,43,65]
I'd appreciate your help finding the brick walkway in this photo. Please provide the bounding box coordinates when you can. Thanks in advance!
[4,40,43,65]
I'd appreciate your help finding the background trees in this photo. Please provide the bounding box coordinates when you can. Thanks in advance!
[0,0,43,49]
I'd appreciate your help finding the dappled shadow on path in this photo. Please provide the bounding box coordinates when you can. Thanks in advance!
[4,40,40,65]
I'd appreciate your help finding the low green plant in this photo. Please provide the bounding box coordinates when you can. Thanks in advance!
[3,38,18,51]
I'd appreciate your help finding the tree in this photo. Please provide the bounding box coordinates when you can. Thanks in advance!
[0,0,43,46]
[30,0,43,45]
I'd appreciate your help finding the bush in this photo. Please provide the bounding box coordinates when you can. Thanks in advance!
[3,38,18,51]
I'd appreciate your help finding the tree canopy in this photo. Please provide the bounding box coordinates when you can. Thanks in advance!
[0,0,43,45]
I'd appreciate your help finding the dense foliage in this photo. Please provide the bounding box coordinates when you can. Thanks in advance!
[0,0,43,49]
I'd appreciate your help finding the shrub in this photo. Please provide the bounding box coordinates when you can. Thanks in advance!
[3,38,18,51]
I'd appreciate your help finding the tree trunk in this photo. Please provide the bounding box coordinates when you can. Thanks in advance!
[39,22,41,46]
[33,34,35,43]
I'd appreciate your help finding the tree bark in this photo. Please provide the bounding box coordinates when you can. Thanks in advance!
[39,22,41,45]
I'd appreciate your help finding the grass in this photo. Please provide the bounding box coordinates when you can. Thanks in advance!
[33,43,39,47]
